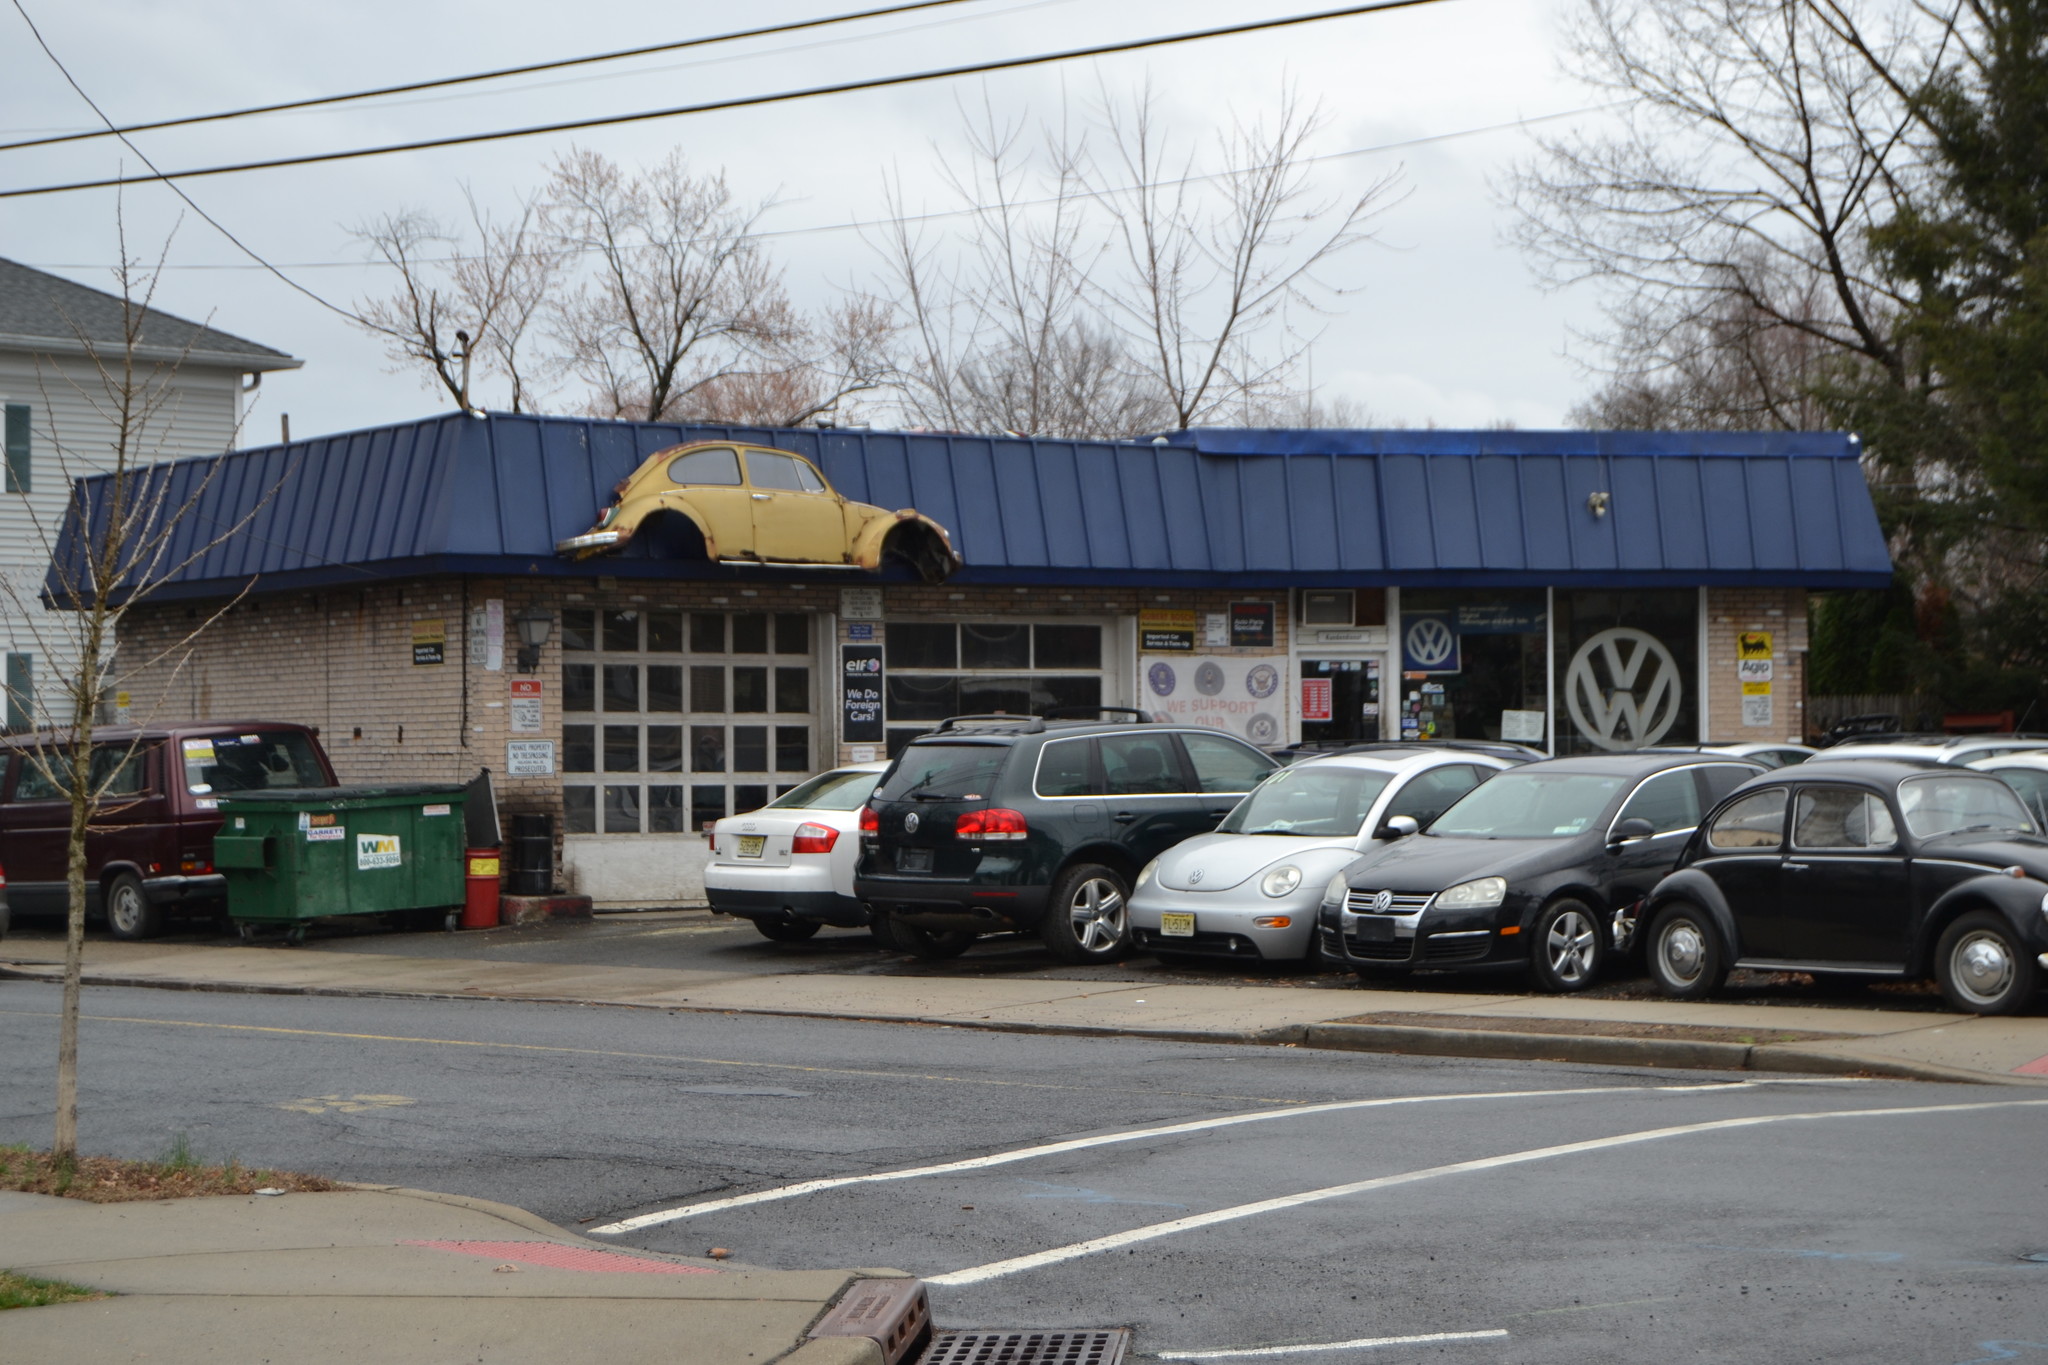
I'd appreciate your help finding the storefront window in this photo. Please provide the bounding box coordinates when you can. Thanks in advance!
[1396,590,1549,747]
[562,607,813,833]
[1552,589,1698,755]
[883,621,1107,755]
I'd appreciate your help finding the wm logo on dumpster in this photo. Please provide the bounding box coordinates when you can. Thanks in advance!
[356,833,402,869]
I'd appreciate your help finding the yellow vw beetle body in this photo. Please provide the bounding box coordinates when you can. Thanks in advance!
[556,442,961,583]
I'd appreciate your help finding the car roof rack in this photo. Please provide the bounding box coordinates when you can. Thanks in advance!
[1327,739,1545,760]
[932,714,1047,734]
[1037,706,1152,723]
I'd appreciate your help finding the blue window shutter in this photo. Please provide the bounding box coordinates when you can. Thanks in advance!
[4,403,28,494]
[4,653,31,732]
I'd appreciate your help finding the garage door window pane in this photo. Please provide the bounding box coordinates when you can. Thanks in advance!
[560,609,595,652]
[603,610,640,652]
[1033,624,1101,669]
[647,725,683,772]
[691,726,725,772]
[735,784,769,815]
[732,613,769,653]
[690,665,725,713]
[603,725,639,773]
[563,786,596,833]
[733,667,768,712]
[646,611,682,652]
[959,675,1033,716]
[691,613,726,653]
[734,726,769,773]
[887,623,956,668]
[1039,676,1101,716]
[602,664,639,711]
[962,624,1029,669]
[648,786,685,832]
[691,785,726,832]
[563,725,595,773]
[887,675,958,721]
[603,785,641,833]
[775,666,809,713]
[646,665,683,712]
[775,613,808,654]
[775,726,808,772]
[563,664,595,713]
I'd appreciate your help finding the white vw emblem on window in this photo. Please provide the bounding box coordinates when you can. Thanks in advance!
[1565,627,1682,751]
[1405,617,1456,669]
[904,812,920,834]
[1372,889,1393,912]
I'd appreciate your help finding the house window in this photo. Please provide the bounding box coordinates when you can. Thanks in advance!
[4,652,31,733]
[883,621,1107,756]
[4,404,29,494]
[561,608,812,833]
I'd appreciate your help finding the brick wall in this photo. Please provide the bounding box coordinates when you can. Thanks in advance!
[1701,586,1809,742]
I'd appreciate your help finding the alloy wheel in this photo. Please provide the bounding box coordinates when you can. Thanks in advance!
[1068,877,1127,953]
[1546,908,1598,985]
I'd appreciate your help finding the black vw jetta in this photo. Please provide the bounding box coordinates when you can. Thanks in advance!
[1318,753,1762,992]
[1641,759,2048,1014]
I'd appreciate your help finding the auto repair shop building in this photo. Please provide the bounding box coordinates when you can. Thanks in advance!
[77,413,1891,905]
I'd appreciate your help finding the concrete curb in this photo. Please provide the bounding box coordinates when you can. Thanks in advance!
[8,961,2044,1089]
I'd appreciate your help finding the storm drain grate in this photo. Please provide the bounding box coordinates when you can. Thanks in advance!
[920,1329,1130,1365]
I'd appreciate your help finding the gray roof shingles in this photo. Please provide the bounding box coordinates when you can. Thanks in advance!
[0,256,297,368]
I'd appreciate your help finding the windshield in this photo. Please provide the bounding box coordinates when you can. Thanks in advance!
[1898,774,2036,839]
[874,743,1010,802]
[1427,771,1627,839]
[1218,766,1392,837]
[180,731,330,795]
[767,769,880,812]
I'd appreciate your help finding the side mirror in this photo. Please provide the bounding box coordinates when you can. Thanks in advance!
[1377,815,1421,840]
[1609,816,1656,845]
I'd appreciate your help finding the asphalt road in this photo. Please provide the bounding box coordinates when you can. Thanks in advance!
[3,980,2041,1363]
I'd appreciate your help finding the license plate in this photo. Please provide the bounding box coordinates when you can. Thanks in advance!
[737,835,765,859]
[897,848,933,873]
[1358,917,1394,942]
[1160,912,1196,938]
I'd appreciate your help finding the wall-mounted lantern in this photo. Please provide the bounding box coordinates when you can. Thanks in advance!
[515,607,554,673]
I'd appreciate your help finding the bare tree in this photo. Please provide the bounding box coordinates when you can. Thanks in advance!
[352,188,560,412]
[1506,0,1962,411]
[3,229,282,1159]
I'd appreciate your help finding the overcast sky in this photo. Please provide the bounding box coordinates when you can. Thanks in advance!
[0,0,1619,443]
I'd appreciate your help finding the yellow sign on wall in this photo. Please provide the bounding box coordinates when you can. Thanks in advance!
[1737,631,1773,660]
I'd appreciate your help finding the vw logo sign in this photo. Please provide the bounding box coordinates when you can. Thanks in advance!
[1405,617,1456,669]
[1565,627,1683,751]
[1372,889,1393,913]
[903,812,920,834]
[1188,868,1206,885]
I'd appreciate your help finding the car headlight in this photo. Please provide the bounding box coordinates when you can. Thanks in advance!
[1435,876,1508,910]
[1322,872,1350,906]
[1136,859,1158,890]
[1260,865,1303,898]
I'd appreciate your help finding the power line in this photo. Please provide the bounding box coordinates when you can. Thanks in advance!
[0,0,1458,201]
[6,0,371,326]
[18,104,1620,274]
[0,0,990,154]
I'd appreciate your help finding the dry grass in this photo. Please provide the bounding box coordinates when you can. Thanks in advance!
[0,1140,341,1204]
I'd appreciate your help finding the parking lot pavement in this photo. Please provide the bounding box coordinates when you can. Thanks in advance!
[5,915,2047,1083]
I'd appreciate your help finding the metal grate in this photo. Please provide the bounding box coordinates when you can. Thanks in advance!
[1344,937,1413,961]
[1345,890,1433,914]
[920,1329,1130,1365]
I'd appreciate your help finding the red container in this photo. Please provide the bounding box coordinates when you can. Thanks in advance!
[461,847,502,930]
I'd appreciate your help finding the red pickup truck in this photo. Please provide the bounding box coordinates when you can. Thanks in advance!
[0,722,338,939]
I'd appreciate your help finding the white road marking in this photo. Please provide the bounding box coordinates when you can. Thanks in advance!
[925,1097,2048,1286]
[1159,1329,1510,1358]
[587,1083,1659,1235]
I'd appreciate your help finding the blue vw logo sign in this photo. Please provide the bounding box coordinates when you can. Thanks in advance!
[1405,617,1456,669]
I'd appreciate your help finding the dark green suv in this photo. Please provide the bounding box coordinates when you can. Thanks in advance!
[854,714,1279,963]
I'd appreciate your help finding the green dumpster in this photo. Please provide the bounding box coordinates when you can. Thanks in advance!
[215,784,468,940]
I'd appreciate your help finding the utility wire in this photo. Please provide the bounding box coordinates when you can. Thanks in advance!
[0,0,989,154]
[6,0,372,325]
[0,0,1456,201]
[21,104,1621,274]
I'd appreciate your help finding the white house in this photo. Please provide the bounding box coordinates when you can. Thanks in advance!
[0,257,300,732]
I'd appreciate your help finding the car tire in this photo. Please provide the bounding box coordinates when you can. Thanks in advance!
[752,916,822,943]
[104,872,164,941]
[1529,897,1604,994]
[1645,902,1727,1000]
[1041,863,1133,964]
[1934,911,2038,1015]
[874,910,975,961]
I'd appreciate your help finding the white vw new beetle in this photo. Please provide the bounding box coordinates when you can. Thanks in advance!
[1129,747,1522,963]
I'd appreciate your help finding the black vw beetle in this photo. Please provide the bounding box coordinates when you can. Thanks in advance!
[1640,759,2048,1014]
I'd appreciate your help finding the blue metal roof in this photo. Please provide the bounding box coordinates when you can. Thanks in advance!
[50,412,1892,603]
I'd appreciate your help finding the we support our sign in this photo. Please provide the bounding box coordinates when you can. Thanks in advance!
[842,644,884,744]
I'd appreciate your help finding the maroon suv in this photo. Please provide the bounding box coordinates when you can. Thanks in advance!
[0,722,337,939]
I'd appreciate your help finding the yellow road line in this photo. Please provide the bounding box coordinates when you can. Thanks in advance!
[0,1007,1317,1104]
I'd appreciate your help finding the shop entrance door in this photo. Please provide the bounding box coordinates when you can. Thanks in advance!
[1299,658,1381,745]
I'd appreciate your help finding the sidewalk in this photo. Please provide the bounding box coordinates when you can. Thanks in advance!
[6,937,2048,1084]
[0,1183,896,1364]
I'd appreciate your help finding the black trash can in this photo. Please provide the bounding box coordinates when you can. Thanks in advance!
[509,813,554,896]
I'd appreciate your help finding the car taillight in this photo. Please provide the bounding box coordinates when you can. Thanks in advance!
[180,855,213,875]
[792,823,839,855]
[955,808,1028,841]
[858,806,879,838]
